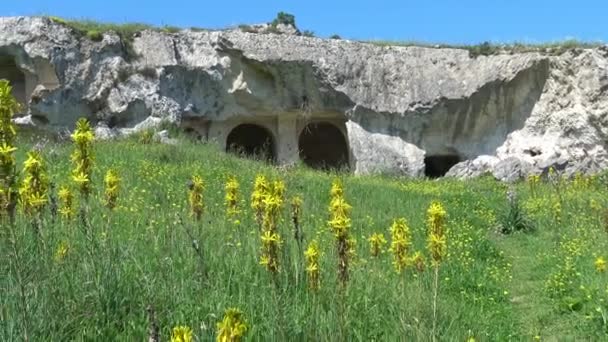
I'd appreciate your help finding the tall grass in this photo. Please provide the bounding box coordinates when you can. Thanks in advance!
[1,129,608,340]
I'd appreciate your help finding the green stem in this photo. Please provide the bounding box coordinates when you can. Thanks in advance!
[432,266,439,342]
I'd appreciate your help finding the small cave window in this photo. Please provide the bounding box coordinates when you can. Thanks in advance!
[299,122,349,170]
[0,56,26,108]
[226,124,276,162]
[424,155,461,178]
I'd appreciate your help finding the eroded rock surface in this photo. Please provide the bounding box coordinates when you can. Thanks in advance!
[2,16,608,179]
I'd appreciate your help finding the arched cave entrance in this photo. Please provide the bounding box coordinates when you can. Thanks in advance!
[299,122,349,170]
[226,124,276,162]
[424,155,461,178]
[0,56,26,107]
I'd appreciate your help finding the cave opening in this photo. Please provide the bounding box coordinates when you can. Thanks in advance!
[0,55,26,108]
[299,122,349,170]
[226,124,276,162]
[424,155,461,178]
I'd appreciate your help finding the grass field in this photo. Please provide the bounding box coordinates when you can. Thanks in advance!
[1,127,608,341]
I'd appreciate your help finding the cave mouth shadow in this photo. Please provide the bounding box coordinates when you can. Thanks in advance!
[226,123,276,163]
[0,55,26,107]
[298,122,349,171]
[424,155,461,178]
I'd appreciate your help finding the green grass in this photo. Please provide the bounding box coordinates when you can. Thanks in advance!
[366,39,604,57]
[2,130,608,340]
[43,16,603,59]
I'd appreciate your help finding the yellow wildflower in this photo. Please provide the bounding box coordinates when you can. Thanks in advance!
[389,218,412,273]
[70,118,94,198]
[54,241,69,263]
[19,150,49,216]
[328,178,352,284]
[595,257,606,273]
[188,175,204,220]
[104,169,120,210]
[216,308,248,342]
[225,175,240,218]
[411,251,426,273]
[58,186,75,220]
[368,232,387,257]
[305,239,321,290]
[427,201,447,267]
[251,174,268,226]
[170,325,193,342]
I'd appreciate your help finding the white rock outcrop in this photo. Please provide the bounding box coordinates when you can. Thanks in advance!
[1,16,607,179]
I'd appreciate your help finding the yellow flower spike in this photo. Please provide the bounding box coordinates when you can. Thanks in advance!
[54,241,69,263]
[595,257,606,273]
[19,150,49,216]
[368,232,387,257]
[0,80,20,145]
[327,178,353,285]
[389,218,412,273]
[104,169,120,210]
[170,325,193,342]
[251,174,268,226]
[70,118,94,198]
[305,239,321,290]
[216,308,248,342]
[259,179,285,274]
[411,251,426,273]
[58,186,75,220]
[188,175,205,220]
[225,175,240,219]
[427,201,448,267]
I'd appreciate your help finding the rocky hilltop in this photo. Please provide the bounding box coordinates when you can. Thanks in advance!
[1,16,607,180]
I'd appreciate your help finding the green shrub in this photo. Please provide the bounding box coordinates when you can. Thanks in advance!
[86,30,103,42]
[302,30,315,37]
[271,11,296,27]
[161,25,181,34]
[330,34,341,40]
[498,188,534,234]
[137,129,155,144]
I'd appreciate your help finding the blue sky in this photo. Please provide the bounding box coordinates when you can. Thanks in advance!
[1,0,606,44]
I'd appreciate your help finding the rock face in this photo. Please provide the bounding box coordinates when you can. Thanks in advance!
[2,16,608,179]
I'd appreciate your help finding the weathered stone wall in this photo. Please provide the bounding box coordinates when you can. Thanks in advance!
[2,16,608,179]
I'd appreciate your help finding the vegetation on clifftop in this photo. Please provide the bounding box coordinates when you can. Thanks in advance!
[44,14,603,58]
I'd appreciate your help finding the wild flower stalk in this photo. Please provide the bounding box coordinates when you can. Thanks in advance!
[328,178,352,286]
[216,308,248,342]
[259,180,284,274]
[595,257,606,273]
[0,79,20,220]
[103,169,120,210]
[225,175,240,220]
[305,239,321,291]
[170,325,193,342]
[58,186,75,221]
[251,174,268,228]
[54,241,69,263]
[411,251,426,273]
[291,195,303,246]
[19,151,49,219]
[427,201,447,342]
[188,175,204,221]
[368,232,387,258]
[528,174,540,197]
[389,218,412,272]
[70,118,94,200]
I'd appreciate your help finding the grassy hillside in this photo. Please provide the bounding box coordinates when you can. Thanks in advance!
[2,128,608,341]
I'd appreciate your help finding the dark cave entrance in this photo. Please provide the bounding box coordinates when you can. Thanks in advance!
[0,56,26,107]
[226,124,276,162]
[299,122,349,170]
[424,155,461,178]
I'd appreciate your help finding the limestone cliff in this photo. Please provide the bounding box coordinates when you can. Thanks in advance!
[1,16,607,179]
